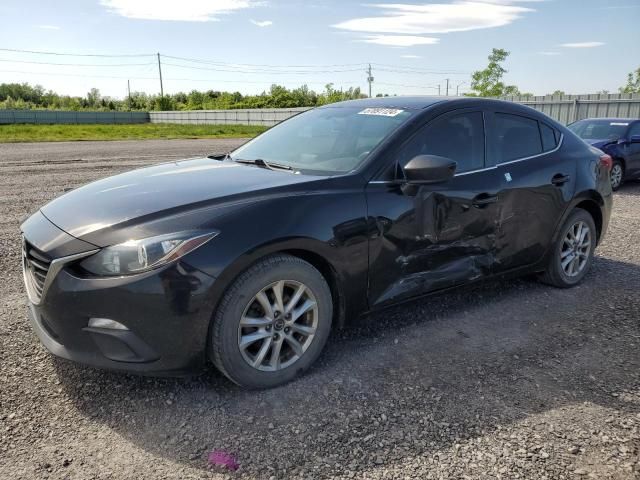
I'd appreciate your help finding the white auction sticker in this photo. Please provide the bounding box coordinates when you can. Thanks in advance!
[358,108,404,117]
[610,122,629,126]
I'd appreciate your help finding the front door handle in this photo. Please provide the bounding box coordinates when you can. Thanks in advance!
[551,174,571,186]
[472,193,498,208]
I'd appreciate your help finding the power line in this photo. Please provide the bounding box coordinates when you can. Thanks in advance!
[0,58,156,67]
[0,47,155,57]
[161,54,367,69]
[377,82,440,90]
[161,61,364,75]
[0,69,361,86]
[372,63,470,75]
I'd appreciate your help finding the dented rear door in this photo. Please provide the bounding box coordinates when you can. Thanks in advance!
[366,108,502,308]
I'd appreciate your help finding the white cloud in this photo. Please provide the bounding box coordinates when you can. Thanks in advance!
[401,54,422,58]
[36,25,61,30]
[100,0,258,22]
[538,51,560,55]
[333,1,535,36]
[560,41,605,48]
[250,19,273,27]
[362,35,440,46]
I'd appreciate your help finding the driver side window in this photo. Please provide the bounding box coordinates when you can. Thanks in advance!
[397,111,486,176]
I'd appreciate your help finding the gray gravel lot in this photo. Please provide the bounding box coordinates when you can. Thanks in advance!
[1,139,639,479]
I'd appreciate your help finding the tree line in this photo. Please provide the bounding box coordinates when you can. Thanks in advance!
[0,83,364,111]
[1,49,638,111]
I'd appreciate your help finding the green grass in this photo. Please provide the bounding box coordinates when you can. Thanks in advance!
[0,123,268,142]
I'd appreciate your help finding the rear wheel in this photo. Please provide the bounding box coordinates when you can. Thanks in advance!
[210,254,332,388]
[610,160,624,191]
[541,209,596,288]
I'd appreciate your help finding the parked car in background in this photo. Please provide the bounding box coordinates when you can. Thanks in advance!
[21,97,613,389]
[568,118,640,190]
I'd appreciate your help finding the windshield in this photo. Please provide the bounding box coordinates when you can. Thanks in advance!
[231,106,414,175]
[568,119,629,140]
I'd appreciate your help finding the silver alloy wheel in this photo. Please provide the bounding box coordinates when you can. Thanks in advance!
[610,164,623,189]
[560,220,592,277]
[238,280,318,372]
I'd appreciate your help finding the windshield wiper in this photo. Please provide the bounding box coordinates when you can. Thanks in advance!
[234,158,294,172]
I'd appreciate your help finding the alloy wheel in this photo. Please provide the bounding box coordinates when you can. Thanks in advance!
[610,164,623,189]
[238,280,318,371]
[560,220,592,277]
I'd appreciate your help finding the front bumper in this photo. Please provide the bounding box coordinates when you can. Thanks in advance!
[26,262,217,375]
[21,211,217,375]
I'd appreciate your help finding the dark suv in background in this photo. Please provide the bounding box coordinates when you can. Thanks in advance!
[21,97,613,388]
[568,118,640,190]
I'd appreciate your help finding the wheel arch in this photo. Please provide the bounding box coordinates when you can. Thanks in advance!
[551,191,605,248]
[203,237,351,355]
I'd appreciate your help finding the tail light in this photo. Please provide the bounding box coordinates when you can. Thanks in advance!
[599,153,613,171]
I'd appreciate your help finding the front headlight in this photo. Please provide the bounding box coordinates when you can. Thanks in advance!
[79,230,219,276]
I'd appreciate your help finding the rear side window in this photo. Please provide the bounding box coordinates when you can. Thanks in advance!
[495,113,543,163]
[398,111,485,173]
[540,122,559,151]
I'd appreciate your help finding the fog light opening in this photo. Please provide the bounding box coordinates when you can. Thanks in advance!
[88,318,129,330]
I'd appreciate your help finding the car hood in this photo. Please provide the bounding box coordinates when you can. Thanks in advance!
[41,157,319,241]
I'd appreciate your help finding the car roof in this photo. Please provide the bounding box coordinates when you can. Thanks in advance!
[319,96,544,112]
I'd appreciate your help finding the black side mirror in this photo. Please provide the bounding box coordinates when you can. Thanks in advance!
[403,154,457,184]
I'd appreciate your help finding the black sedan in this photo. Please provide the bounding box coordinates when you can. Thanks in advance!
[21,97,613,388]
[568,117,640,190]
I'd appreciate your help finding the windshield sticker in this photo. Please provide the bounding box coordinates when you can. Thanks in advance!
[358,108,404,117]
[610,122,629,126]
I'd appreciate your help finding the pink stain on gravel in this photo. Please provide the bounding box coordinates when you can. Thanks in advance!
[208,450,240,471]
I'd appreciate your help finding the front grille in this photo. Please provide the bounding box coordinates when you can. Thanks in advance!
[23,239,51,301]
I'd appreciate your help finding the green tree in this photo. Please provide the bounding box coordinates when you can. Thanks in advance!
[470,48,522,97]
[86,88,101,108]
[548,90,566,96]
[619,67,640,94]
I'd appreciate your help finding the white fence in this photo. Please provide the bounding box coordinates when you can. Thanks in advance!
[3,94,638,126]
[149,107,310,126]
[149,94,640,127]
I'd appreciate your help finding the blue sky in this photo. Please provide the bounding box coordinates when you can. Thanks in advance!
[0,0,638,98]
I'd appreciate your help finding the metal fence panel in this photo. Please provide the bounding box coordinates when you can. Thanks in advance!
[503,93,640,124]
[149,107,310,126]
[0,110,149,125]
[2,96,639,126]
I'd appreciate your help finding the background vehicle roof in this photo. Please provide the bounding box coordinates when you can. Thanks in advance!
[573,117,640,122]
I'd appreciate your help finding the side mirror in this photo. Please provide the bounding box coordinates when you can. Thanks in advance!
[403,154,457,184]
[629,135,640,144]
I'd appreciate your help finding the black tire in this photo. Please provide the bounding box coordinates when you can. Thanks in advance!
[210,254,332,389]
[540,209,596,288]
[610,160,624,191]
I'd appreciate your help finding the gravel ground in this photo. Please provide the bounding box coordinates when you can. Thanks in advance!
[1,139,639,480]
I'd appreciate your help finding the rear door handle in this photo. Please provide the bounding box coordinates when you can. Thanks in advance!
[551,174,571,186]
[472,193,498,208]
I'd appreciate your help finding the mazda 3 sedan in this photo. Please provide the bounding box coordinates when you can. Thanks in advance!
[21,97,613,388]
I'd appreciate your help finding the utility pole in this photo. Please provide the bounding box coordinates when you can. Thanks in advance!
[456,81,467,96]
[127,79,131,110]
[157,52,164,97]
[437,84,441,96]
[445,78,450,96]
[366,64,374,98]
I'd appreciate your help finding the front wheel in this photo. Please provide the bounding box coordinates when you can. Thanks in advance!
[540,209,596,288]
[210,254,332,389]
[610,160,624,191]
